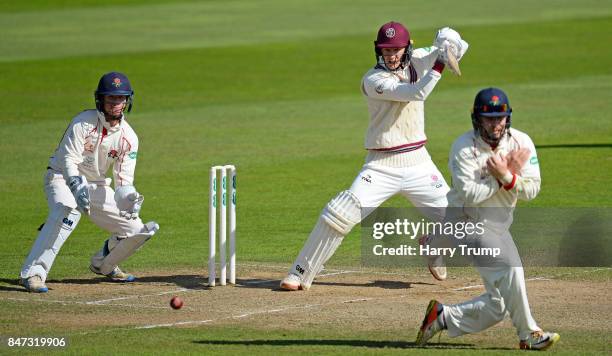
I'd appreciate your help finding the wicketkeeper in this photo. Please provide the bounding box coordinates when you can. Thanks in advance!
[280,22,469,290]
[20,72,159,293]
[416,88,560,350]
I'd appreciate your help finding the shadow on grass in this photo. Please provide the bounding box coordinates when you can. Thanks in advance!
[235,278,433,291]
[535,143,612,149]
[192,339,487,349]
[0,278,26,292]
[46,274,210,290]
[313,280,435,289]
[0,277,433,293]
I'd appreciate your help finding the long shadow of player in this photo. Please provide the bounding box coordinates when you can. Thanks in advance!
[0,278,26,292]
[50,274,210,290]
[192,339,492,350]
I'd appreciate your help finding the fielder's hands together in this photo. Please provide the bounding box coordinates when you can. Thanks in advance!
[487,153,511,181]
[114,185,144,220]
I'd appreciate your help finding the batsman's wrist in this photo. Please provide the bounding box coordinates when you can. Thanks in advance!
[432,60,445,73]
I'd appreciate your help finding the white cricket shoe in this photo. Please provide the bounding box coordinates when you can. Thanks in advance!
[416,299,444,346]
[20,275,48,293]
[419,235,447,281]
[519,331,560,350]
[89,265,135,282]
[279,273,304,291]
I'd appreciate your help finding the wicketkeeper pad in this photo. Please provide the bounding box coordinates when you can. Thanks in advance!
[93,221,159,275]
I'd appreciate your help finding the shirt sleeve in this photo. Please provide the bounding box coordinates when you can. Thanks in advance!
[449,144,500,205]
[58,118,86,180]
[411,47,440,77]
[506,136,541,201]
[113,132,138,187]
[362,66,442,102]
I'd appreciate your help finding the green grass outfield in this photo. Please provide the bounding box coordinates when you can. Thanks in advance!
[0,0,611,354]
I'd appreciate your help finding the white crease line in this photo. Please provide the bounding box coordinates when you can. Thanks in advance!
[65,266,611,335]
[454,276,559,291]
[317,270,360,278]
[86,288,189,304]
[553,267,612,276]
[137,319,215,329]
[3,297,168,309]
[135,297,376,330]
[453,268,612,291]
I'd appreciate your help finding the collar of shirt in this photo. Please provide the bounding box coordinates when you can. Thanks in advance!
[97,111,123,134]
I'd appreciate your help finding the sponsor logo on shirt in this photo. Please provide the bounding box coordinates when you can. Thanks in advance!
[375,84,384,94]
[530,156,539,165]
[128,151,137,159]
[83,156,95,168]
[83,136,94,153]
[108,150,119,159]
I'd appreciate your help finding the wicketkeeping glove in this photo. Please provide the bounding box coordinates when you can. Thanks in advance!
[114,185,144,220]
[68,176,95,215]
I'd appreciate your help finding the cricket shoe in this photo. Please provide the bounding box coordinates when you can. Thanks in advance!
[419,235,447,281]
[519,331,560,351]
[279,273,304,291]
[89,265,135,282]
[416,299,445,346]
[20,275,48,293]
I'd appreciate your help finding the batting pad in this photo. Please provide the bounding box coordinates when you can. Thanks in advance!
[321,190,362,235]
[291,217,344,289]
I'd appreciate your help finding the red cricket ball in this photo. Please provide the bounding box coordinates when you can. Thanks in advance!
[170,296,183,310]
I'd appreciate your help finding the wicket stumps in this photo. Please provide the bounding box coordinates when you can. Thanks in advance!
[209,165,236,286]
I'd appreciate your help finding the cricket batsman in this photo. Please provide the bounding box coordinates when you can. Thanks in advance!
[19,72,159,293]
[416,88,560,350]
[280,21,469,290]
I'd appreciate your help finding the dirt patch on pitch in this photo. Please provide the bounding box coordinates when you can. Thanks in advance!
[0,265,610,341]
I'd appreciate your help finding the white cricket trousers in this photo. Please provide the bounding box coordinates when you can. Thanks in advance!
[350,160,449,219]
[443,229,541,340]
[289,156,450,287]
[20,170,143,281]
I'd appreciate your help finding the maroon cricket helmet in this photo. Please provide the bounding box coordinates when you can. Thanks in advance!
[374,22,413,67]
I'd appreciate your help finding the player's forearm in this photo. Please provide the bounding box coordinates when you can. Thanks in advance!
[113,159,136,187]
[391,69,441,101]
[365,69,441,102]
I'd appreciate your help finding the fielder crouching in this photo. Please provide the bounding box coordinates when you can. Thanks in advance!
[19,72,159,293]
[416,88,559,350]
